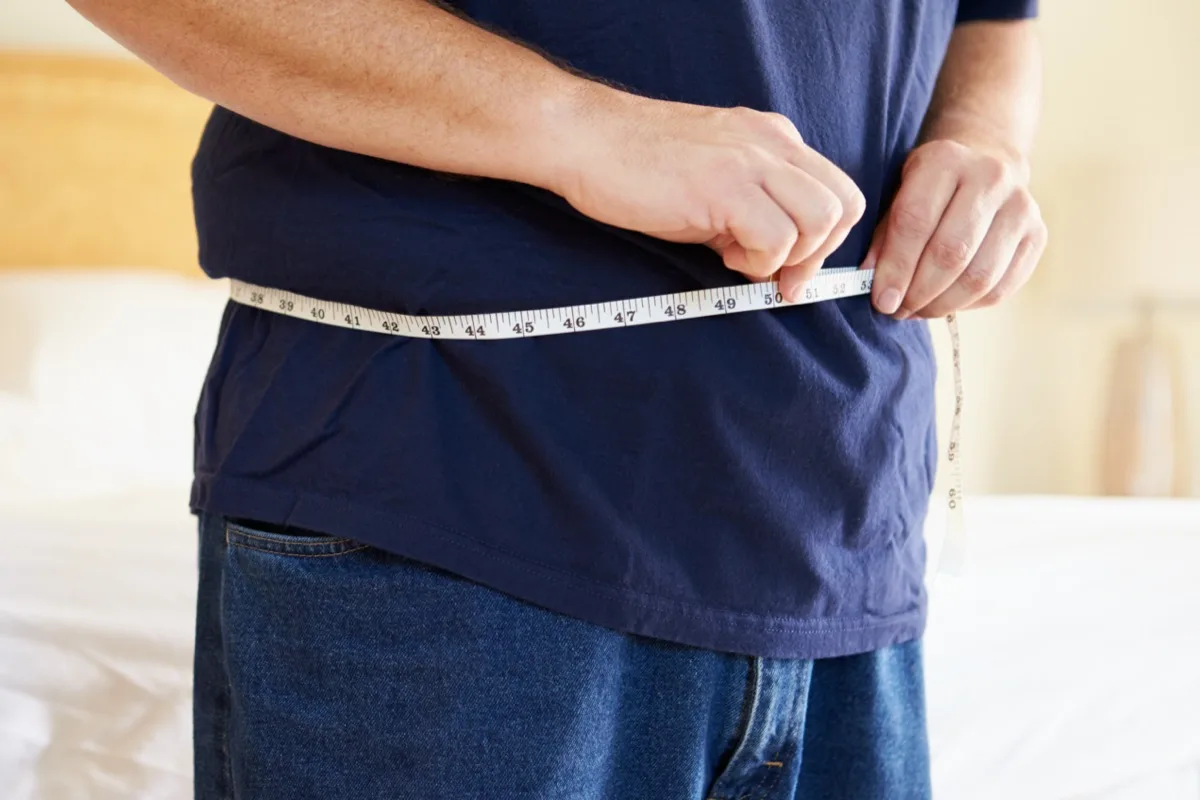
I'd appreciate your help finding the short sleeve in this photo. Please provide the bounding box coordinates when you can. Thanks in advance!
[956,0,1038,24]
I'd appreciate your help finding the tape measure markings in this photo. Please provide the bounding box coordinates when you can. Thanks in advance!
[230,266,966,576]
[230,267,874,341]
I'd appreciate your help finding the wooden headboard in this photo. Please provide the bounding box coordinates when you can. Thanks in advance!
[0,52,212,275]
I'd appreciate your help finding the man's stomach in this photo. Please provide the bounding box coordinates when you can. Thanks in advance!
[191,113,938,619]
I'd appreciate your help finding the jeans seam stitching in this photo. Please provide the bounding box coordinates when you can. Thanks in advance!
[228,541,371,558]
[708,657,763,800]
[226,527,351,546]
[218,529,234,800]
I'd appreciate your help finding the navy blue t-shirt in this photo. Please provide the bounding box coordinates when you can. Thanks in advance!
[191,0,1037,658]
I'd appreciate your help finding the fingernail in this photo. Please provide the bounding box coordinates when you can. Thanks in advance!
[876,287,901,314]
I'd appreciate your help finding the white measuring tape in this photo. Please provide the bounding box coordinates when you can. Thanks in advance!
[229,266,966,575]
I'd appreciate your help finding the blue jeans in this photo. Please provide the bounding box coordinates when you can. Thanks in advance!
[194,514,931,799]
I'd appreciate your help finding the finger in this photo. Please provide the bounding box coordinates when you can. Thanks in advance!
[779,150,867,288]
[777,214,856,302]
[735,267,777,284]
[871,165,957,315]
[779,208,883,307]
[761,165,843,268]
[722,185,800,278]
[760,168,847,301]
[915,202,1024,318]
[762,112,867,242]
[775,263,810,302]
[706,233,768,283]
[787,206,854,271]
[861,219,886,273]
[896,185,1005,318]
[783,148,868,249]
[778,186,864,299]
[966,221,1047,310]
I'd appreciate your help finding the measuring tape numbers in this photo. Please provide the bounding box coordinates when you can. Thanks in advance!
[231,267,875,340]
[229,267,966,575]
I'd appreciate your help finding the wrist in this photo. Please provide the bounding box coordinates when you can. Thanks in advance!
[509,76,630,195]
[521,77,657,201]
[917,110,1031,183]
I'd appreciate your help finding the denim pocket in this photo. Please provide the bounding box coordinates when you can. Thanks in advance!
[224,519,370,558]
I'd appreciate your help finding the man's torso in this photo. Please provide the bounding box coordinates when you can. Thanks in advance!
[190,0,959,658]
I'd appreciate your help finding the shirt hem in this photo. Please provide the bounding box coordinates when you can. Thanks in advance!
[190,473,927,659]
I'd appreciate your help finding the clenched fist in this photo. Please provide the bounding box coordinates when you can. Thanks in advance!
[549,90,866,302]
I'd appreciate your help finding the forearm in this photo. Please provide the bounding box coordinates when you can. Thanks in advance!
[68,0,869,297]
[919,20,1042,177]
[66,0,602,189]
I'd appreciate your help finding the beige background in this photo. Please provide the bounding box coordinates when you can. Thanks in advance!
[0,0,128,55]
[958,0,1200,497]
[3,0,1198,498]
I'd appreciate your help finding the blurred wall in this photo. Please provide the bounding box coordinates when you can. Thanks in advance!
[949,0,1200,497]
[0,1,127,55]
[5,1,1199,497]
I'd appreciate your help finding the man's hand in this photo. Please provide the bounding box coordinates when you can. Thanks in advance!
[866,137,1047,319]
[868,19,1045,319]
[68,0,863,304]
[554,91,865,302]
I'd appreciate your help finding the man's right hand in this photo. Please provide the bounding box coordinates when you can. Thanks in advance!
[547,89,866,302]
[67,0,862,303]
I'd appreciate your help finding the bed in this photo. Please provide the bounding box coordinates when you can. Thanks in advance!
[2,52,1199,800]
[3,432,1199,799]
[924,499,1200,799]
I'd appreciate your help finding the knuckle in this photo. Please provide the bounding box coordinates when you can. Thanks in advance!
[769,230,798,258]
[958,266,991,295]
[728,105,758,122]
[918,138,966,165]
[716,148,763,184]
[764,111,796,130]
[811,193,843,233]
[1033,220,1050,250]
[754,111,803,143]
[1008,188,1036,217]
[892,203,937,238]
[976,289,1004,308]
[1018,228,1047,264]
[843,187,867,224]
[930,236,973,271]
[753,222,796,258]
[732,242,780,276]
[975,157,1011,190]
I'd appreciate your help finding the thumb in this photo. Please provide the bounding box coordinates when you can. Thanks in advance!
[863,219,901,314]
[861,220,885,273]
[706,235,777,283]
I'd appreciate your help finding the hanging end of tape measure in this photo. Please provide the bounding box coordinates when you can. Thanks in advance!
[937,503,968,576]
[932,312,968,579]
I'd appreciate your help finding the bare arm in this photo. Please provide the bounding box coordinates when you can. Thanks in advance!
[921,20,1043,181]
[67,0,589,188]
[868,20,1048,317]
[67,0,864,299]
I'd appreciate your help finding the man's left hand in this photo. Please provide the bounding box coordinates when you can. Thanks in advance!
[865,137,1048,319]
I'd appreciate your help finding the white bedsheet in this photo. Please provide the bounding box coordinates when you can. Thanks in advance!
[925,496,1200,800]
[1,492,1198,799]
[0,489,197,800]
